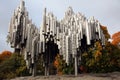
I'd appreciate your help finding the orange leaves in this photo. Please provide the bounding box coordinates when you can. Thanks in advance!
[112,31,120,39]
[112,31,120,46]
[53,54,64,75]
[54,59,59,68]
[94,50,101,60]
[0,51,12,63]
[53,54,61,74]
[54,54,60,68]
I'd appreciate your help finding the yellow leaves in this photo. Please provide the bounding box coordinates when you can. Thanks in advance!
[95,41,102,51]
[94,50,102,60]
[93,42,102,61]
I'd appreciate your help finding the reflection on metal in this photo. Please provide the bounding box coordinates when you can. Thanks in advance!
[7,1,105,76]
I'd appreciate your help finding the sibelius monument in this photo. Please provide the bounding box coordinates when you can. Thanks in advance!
[7,0,105,76]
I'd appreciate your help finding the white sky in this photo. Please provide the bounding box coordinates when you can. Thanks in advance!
[0,0,120,52]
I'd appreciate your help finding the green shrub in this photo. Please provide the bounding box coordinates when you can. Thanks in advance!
[0,53,29,79]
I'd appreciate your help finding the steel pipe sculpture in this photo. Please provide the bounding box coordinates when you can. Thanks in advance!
[7,0,105,76]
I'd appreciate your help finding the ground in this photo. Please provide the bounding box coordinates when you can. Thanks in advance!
[11,72,120,80]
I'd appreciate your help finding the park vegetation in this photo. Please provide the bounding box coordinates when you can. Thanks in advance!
[0,51,29,79]
[0,26,120,79]
[54,25,120,74]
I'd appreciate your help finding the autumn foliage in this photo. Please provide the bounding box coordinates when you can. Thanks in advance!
[81,25,120,73]
[0,52,29,79]
[0,51,12,63]
[54,54,64,75]
[54,54,74,75]
[53,25,120,74]
[112,31,120,46]
[0,24,119,79]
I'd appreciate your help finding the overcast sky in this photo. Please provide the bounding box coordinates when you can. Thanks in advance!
[0,0,120,52]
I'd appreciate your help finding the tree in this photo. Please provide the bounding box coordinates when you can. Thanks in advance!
[81,38,120,73]
[0,51,12,64]
[54,54,74,75]
[54,54,65,75]
[81,41,103,73]
[112,31,120,46]
[104,42,120,71]
[0,53,29,79]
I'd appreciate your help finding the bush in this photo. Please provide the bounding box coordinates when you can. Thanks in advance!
[0,51,12,64]
[81,41,120,73]
[0,53,29,79]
